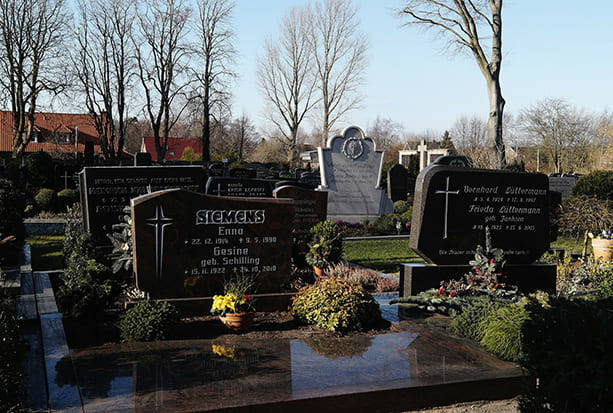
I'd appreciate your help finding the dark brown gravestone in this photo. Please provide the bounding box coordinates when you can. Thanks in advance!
[387,164,409,202]
[205,176,275,198]
[401,165,556,296]
[229,167,257,178]
[273,185,328,260]
[79,166,205,245]
[131,189,295,298]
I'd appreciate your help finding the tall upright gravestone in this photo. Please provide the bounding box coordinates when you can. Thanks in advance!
[131,189,294,298]
[318,126,393,222]
[401,165,557,296]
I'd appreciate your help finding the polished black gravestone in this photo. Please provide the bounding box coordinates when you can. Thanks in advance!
[79,166,205,245]
[387,164,409,202]
[401,165,556,296]
[131,189,294,298]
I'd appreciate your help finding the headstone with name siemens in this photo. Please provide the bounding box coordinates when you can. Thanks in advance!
[401,165,556,296]
[131,189,294,298]
[79,166,205,244]
[318,126,393,222]
[273,185,328,259]
[548,174,579,198]
[205,176,275,198]
[387,164,409,202]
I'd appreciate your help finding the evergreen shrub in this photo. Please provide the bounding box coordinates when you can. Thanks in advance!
[520,297,613,412]
[57,189,79,211]
[0,178,25,264]
[0,304,25,412]
[119,300,180,341]
[479,304,528,362]
[24,150,53,188]
[34,188,57,211]
[572,170,613,200]
[393,200,411,214]
[449,296,505,342]
[291,277,381,332]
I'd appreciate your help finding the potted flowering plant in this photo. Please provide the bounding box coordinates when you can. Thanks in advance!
[589,230,613,261]
[305,236,333,275]
[305,221,343,276]
[210,273,257,332]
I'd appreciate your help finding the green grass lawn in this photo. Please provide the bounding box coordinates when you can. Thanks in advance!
[551,236,587,254]
[25,234,64,271]
[343,239,423,275]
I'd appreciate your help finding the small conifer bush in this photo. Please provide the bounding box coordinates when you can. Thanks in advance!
[291,277,381,332]
[119,300,180,341]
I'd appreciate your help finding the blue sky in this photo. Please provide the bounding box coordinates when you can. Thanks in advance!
[231,1,613,139]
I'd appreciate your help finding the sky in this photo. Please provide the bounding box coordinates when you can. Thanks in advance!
[230,1,613,141]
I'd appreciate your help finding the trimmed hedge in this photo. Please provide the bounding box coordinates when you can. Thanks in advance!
[572,170,613,200]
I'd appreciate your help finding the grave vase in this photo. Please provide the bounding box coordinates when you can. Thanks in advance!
[592,238,613,262]
[219,312,255,333]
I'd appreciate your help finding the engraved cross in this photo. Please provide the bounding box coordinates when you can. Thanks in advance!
[146,205,174,280]
[435,176,459,239]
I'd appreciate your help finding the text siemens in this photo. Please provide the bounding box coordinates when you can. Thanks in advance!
[195,209,265,225]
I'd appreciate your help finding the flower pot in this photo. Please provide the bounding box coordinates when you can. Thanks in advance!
[219,312,255,333]
[313,266,324,278]
[592,238,613,261]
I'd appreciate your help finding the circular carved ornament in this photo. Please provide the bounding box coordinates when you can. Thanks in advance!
[342,137,364,160]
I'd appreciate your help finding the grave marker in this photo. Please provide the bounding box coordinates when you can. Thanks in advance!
[387,164,409,202]
[79,166,204,243]
[548,174,579,198]
[318,126,393,222]
[401,165,556,296]
[131,189,294,298]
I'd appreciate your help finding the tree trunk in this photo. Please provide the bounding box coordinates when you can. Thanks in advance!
[486,77,506,169]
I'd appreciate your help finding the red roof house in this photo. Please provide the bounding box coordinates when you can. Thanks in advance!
[0,110,102,156]
[140,137,203,161]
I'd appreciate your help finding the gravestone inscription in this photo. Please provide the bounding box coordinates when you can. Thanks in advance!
[273,185,327,255]
[410,165,550,265]
[205,177,275,198]
[79,166,204,243]
[131,189,294,298]
[318,126,393,222]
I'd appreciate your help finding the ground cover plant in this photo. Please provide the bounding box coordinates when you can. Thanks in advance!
[0,301,26,412]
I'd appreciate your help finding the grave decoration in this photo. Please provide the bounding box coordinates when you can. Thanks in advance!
[318,125,393,222]
[205,176,275,198]
[79,166,205,245]
[401,165,557,296]
[131,189,294,299]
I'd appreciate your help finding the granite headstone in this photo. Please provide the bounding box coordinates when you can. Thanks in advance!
[131,189,294,298]
[79,166,205,243]
[548,174,579,198]
[387,164,409,202]
[318,126,393,222]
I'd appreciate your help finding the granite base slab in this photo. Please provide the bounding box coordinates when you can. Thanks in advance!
[400,263,557,296]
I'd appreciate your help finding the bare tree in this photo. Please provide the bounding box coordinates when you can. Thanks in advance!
[133,0,192,162]
[73,0,136,160]
[399,0,506,168]
[519,98,594,174]
[0,0,69,158]
[309,0,368,145]
[450,114,487,152]
[257,5,318,166]
[191,0,237,163]
[228,114,258,161]
[368,116,403,149]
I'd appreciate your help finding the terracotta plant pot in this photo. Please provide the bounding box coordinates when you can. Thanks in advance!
[592,238,613,262]
[313,266,324,278]
[219,312,255,333]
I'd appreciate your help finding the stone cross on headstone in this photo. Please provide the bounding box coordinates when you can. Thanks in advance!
[145,204,174,280]
[434,176,459,239]
[61,170,71,189]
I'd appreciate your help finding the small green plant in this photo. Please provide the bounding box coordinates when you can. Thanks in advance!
[571,170,613,200]
[479,303,528,362]
[371,213,410,234]
[324,262,398,293]
[210,272,258,316]
[306,220,343,268]
[393,200,411,214]
[107,206,133,274]
[34,188,58,211]
[119,300,180,341]
[449,296,506,341]
[57,189,78,211]
[291,277,381,333]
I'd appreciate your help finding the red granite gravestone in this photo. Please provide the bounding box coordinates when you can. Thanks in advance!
[131,189,294,298]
